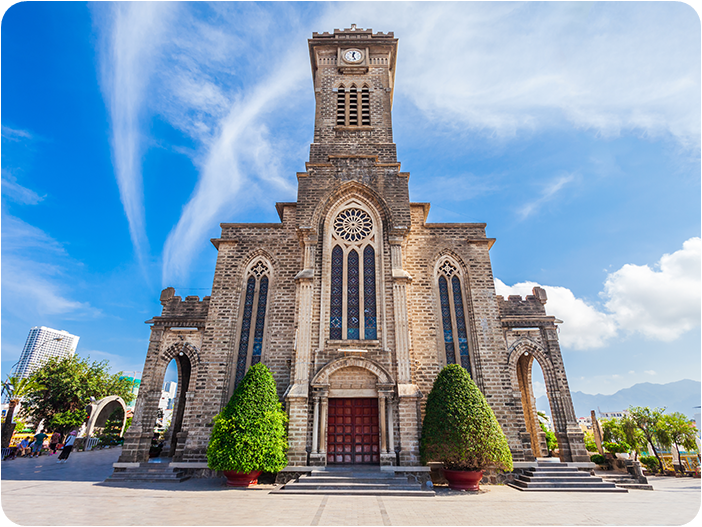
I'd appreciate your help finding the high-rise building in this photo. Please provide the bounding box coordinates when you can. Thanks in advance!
[13,326,80,379]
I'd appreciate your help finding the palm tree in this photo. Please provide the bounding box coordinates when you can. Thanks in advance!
[1,375,45,448]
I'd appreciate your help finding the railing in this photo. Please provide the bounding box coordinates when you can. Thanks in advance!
[84,437,100,451]
[1,447,11,460]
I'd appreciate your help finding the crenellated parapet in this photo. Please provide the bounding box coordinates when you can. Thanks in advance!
[147,287,210,327]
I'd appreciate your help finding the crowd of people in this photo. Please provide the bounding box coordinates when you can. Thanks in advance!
[5,430,78,462]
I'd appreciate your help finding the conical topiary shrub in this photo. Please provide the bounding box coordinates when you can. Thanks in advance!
[421,364,513,473]
[207,363,288,481]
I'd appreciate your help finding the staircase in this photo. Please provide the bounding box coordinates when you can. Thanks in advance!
[104,462,190,483]
[598,472,653,490]
[273,466,435,496]
[507,462,627,492]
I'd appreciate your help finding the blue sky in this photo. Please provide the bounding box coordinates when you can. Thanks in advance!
[2,2,700,407]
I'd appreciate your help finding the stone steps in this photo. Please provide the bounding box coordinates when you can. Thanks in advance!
[273,467,435,496]
[507,462,627,493]
[105,463,190,483]
[598,473,654,491]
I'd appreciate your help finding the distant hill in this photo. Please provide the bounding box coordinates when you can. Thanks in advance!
[536,379,701,419]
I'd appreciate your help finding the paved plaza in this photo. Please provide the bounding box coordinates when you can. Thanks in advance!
[1,447,700,526]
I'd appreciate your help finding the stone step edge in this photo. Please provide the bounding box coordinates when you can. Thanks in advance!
[271,489,436,496]
[506,483,628,493]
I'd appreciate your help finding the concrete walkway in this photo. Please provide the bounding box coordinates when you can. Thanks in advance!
[1,447,700,525]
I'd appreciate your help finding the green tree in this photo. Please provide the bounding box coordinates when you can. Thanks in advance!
[22,355,135,437]
[583,431,598,453]
[661,413,698,471]
[628,406,670,473]
[537,412,558,453]
[207,363,288,473]
[420,364,513,471]
[619,415,646,460]
[1,375,45,448]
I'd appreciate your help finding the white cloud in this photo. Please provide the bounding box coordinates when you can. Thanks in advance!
[603,238,701,340]
[496,238,701,350]
[495,278,618,350]
[321,3,699,147]
[645,370,657,376]
[98,2,175,264]
[1,173,44,205]
[518,173,576,219]
[1,215,101,320]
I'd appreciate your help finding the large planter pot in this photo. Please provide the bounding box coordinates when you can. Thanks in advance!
[443,468,484,491]
[223,470,261,487]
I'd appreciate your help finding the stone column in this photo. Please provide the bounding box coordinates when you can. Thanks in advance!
[379,388,397,466]
[286,231,317,466]
[309,391,326,466]
[387,398,395,453]
[389,236,412,384]
[379,395,387,452]
[320,395,328,454]
[312,397,320,454]
[118,326,165,463]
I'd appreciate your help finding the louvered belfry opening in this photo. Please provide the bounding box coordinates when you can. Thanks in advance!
[336,85,369,126]
[361,86,370,125]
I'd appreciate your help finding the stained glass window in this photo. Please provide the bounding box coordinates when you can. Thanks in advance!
[363,246,377,339]
[235,276,256,385]
[452,276,471,374]
[347,250,360,339]
[330,245,343,339]
[251,276,269,365]
[439,276,456,365]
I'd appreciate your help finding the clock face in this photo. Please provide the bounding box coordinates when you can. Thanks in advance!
[344,49,363,63]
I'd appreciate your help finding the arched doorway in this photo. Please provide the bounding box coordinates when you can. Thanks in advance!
[159,350,192,459]
[516,351,553,459]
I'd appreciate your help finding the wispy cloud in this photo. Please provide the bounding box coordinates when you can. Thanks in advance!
[1,173,44,205]
[1,214,101,321]
[518,173,576,219]
[97,2,176,266]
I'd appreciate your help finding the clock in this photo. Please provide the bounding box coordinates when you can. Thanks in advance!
[343,49,363,63]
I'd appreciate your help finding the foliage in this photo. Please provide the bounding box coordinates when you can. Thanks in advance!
[661,413,698,455]
[639,455,660,473]
[602,441,630,454]
[98,409,125,446]
[1,375,46,403]
[420,365,513,471]
[590,454,606,465]
[22,355,135,434]
[601,416,644,456]
[583,431,598,453]
[124,416,132,432]
[537,412,558,452]
[47,410,88,437]
[628,406,670,473]
[207,364,288,473]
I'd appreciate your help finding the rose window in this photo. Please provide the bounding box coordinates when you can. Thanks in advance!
[334,209,373,242]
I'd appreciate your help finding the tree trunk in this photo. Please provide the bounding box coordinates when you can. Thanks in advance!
[649,440,664,473]
[1,401,18,448]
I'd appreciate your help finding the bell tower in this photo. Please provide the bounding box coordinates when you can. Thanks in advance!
[299,25,409,232]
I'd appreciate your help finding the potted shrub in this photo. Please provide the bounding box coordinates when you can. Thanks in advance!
[420,364,513,491]
[207,363,288,487]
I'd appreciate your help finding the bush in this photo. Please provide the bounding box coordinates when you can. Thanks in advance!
[590,453,606,465]
[207,363,288,473]
[603,441,630,454]
[640,455,659,473]
[420,364,513,472]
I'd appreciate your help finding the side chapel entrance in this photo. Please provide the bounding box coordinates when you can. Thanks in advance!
[327,398,380,464]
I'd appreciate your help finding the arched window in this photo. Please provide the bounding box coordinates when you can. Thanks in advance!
[328,207,378,340]
[336,84,370,126]
[234,260,271,385]
[436,258,472,373]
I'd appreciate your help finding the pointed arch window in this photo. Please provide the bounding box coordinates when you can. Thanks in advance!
[336,84,370,126]
[437,259,472,374]
[328,207,378,340]
[235,261,271,385]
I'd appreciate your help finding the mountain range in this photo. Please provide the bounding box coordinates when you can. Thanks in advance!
[536,379,701,419]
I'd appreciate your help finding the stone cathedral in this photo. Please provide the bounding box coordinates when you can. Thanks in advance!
[117,27,588,474]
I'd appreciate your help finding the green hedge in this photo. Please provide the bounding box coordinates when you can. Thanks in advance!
[206,364,288,473]
[420,364,513,471]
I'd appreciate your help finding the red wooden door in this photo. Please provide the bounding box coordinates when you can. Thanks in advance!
[327,398,380,464]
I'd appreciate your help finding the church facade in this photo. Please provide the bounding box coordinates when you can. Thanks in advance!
[118,27,588,471]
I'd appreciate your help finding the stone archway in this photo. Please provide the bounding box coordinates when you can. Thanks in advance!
[85,396,127,438]
[309,356,397,466]
[508,338,587,462]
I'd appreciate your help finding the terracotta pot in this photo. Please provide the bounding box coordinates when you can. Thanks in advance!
[443,468,484,491]
[223,470,261,487]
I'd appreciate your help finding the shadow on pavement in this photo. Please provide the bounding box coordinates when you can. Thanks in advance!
[1,447,122,482]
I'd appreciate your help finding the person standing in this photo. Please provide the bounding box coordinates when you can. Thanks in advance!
[31,431,48,457]
[48,431,61,455]
[57,431,77,463]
